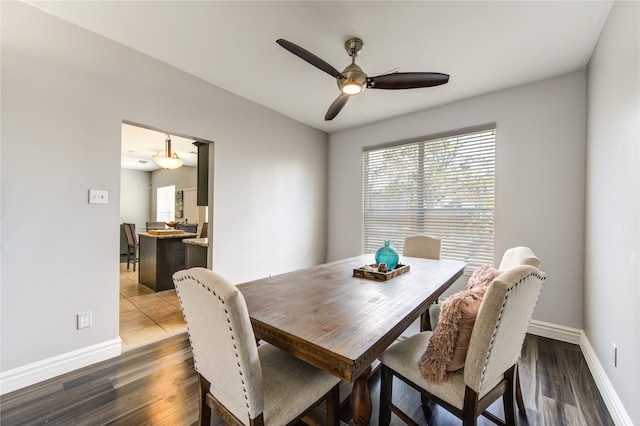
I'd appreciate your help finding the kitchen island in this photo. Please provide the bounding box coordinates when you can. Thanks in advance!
[182,238,208,269]
[138,231,198,291]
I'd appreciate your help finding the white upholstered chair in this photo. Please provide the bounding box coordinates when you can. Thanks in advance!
[427,247,541,328]
[497,246,541,414]
[403,235,442,260]
[426,246,542,415]
[379,265,546,426]
[498,246,541,271]
[173,268,341,426]
[403,235,442,332]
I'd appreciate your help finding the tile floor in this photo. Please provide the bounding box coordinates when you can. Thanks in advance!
[119,263,186,351]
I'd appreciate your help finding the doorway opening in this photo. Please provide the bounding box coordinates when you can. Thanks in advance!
[119,121,213,351]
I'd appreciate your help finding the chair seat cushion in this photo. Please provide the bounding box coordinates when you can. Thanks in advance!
[259,343,340,425]
[380,332,501,410]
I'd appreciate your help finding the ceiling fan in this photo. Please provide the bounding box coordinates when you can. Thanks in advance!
[276,37,449,121]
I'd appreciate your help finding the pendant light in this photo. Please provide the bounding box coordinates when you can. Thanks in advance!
[152,134,183,170]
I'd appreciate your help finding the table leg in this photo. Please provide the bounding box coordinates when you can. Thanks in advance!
[349,366,372,426]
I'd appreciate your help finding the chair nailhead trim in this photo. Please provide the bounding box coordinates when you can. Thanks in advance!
[175,273,253,414]
[478,271,546,387]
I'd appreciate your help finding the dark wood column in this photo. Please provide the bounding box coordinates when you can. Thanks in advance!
[193,141,209,207]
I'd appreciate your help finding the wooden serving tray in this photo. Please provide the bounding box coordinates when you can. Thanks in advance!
[147,229,185,235]
[353,263,410,281]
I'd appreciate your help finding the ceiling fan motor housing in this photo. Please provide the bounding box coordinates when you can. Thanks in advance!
[338,63,367,95]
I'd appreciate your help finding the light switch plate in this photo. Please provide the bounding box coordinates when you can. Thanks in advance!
[88,189,109,204]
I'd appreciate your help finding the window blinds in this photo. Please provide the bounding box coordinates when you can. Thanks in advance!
[362,127,496,272]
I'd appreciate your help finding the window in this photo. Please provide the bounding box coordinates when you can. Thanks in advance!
[362,126,496,271]
[157,185,176,222]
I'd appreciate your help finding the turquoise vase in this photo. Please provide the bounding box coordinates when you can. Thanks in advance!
[375,240,399,270]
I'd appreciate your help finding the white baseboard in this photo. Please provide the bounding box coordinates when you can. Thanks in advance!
[527,319,582,344]
[0,338,121,395]
[528,320,633,426]
[577,331,635,426]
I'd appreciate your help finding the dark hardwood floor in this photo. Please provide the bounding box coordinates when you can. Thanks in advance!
[0,333,613,425]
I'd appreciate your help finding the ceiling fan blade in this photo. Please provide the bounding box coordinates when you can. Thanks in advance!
[325,94,349,121]
[367,72,449,90]
[276,39,345,79]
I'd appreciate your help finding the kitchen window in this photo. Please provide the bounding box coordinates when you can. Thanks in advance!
[156,185,176,222]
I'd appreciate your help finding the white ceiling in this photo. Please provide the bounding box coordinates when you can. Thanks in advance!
[27,1,612,169]
[120,123,199,172]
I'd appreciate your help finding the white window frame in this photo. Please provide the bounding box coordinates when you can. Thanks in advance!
[361,125,496,272]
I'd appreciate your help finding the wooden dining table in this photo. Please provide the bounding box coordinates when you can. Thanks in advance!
[237,254,466,425]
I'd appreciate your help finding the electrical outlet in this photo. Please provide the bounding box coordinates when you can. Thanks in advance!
[77,312,92,329]
[611,343,618,367]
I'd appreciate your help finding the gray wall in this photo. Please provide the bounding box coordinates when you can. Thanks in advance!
[120,169,151,232]
[1,2,327,373]
[328,71,587,330]
[586,1,639,423]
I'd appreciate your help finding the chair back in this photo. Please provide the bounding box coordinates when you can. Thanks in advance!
[176,223,198,233]
[123,223,136,246]
[498,246,540,270]
[173,268,264,421]
[146,221,166,230]
[403,235,442,259]
[463,265,546,393]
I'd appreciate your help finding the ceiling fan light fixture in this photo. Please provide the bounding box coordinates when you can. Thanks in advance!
[338,62,367,96]
[341,81,363,95]
[152,135,184,170]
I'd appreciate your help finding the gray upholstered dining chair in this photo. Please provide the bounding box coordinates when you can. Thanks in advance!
[123,223,138,271]
[176,223,198,233]
[379,265,546,426]
[403,235,442,260]
[173,268,341,426]
[146,221,167,230]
